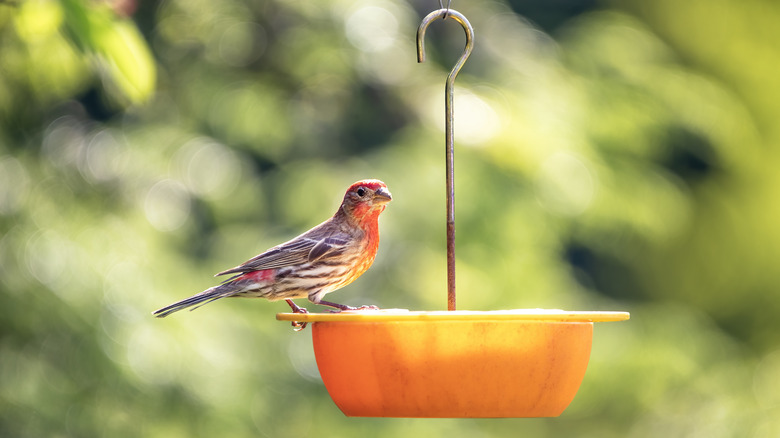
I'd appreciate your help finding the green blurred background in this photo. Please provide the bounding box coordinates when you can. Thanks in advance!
[1,0,779,436]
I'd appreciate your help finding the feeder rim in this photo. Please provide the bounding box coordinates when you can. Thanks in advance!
[276,309,630,323]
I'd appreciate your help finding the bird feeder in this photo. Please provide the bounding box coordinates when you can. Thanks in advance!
[277,7,629,418]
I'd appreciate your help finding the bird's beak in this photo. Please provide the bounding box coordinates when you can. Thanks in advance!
[373,187,392,205]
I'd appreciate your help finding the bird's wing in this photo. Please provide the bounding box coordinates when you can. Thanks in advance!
[307,235,351,262]
[215,232,352,277]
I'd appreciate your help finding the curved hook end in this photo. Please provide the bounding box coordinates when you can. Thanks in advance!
[416,9,448,64]
[416,9,474,70]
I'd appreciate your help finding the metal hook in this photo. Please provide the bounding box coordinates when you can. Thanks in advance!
[439,0,452,19]
[417,9,474,311]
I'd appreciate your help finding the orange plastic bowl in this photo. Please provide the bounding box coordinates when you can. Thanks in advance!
[277,309,629,418]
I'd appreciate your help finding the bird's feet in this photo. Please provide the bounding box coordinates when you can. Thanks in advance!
[316,300,379,313]
[327,306,380,313]
[352,304,380,311]
[285,299,308,331]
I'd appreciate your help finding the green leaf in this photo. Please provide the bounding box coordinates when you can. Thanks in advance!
[60,0,156,104]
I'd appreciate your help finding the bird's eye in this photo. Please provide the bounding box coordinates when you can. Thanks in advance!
[356,187,366,197]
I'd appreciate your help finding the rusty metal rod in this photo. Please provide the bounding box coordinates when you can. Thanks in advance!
[417,9,474,311]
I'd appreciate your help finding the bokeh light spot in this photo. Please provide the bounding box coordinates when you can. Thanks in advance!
[84,130,125,183]
[454,93,500,146]
[0,156,30,214]
[345,5,398,53]
[175,138,241,200]
[535,152,596,216]
[144,179,191,232]
[126,325,181,385]
[287,332,320,381]
[42,115,87,170]
[218,22,266,67]
[25,230,70,289]
[426,89,501,146]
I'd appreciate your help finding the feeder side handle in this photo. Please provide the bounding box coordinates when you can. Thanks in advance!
[417,9,474,311]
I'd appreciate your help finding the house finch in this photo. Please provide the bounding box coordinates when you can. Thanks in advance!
[153,179,392,324]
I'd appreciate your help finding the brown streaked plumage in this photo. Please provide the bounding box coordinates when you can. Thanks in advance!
[153,179,391,319]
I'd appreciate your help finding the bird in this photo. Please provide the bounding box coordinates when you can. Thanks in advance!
[153,179,391,325]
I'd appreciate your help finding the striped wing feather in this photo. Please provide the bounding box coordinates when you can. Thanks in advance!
[215,233,351,277]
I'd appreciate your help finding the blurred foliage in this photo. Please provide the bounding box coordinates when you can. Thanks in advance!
[1,0,779,436]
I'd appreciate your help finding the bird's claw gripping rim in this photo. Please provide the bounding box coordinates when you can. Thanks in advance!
[286,299,309,331]
[284,299,379,328]
[327,304,379,313]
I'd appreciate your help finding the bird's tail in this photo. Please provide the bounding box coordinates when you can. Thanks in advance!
[153,284,238,318]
